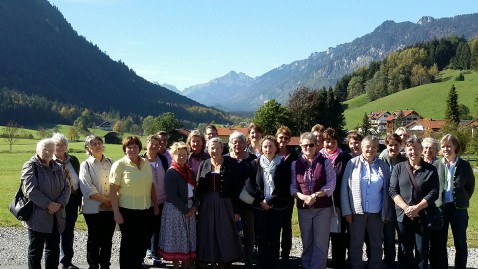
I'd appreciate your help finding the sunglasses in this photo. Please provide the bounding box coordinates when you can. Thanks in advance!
[301,143,315,148]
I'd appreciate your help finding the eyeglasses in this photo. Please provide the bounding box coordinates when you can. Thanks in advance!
[278,136,289,141]
[301,143,315,148]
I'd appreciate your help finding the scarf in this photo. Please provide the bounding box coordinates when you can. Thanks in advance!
[171,161,197,188]
[320,147,342,165]
[260,154,282,198]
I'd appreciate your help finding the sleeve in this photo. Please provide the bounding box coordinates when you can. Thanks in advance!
[79,161,99,198]
[464,160,475,199]
[320,159,336,196]
[109,160,122,186]
[389,163,400,199]
[22,161,51,209]
[340,159,354,216]
[290,160,298,197]
[165,169,190,214]
[422,166,439,205]
[57,167,71,207]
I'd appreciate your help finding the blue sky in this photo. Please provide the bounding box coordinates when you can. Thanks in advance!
[48,0,477,90]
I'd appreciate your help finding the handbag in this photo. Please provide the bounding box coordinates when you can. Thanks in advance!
[330,193,341,233]
[8,162,38,221]
[405,162,443,230]
[239,186,255,205]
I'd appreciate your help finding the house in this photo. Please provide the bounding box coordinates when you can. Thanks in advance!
[405,119,446,137]
[97,121,112,131]
[368,110,391,133]
[464,119,478,138]
[103,132,122,144]
[386,110,423,134]
[217,127,249,143]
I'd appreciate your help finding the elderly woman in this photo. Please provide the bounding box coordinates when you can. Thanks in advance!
[246,135,291,269]
[197,137,243,268]
[246,123,263,157]
[159,142,198,269]
[22,138,71,269]
[291,132,336,269]
[422,137,440,164]
[319,128,351,269]
[51,133,81,269]
[141,134,169,265]
[223,131,257,267]
[186,130,209,178]
[341,135,392,269]
[79,135,115,269]
[432,134,475,269]
[389,136,439,269]
[347,131,363,157]
[379,133,406,267]
[110,136,158,269]
[275,126,299,264]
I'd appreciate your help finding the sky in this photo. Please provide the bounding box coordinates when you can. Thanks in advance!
[48,0,478,91]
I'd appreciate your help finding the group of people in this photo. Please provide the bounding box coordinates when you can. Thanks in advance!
[20,123,474,269]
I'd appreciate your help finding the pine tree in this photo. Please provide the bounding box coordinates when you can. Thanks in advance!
[361,113,371,135]
[445,84,460,124]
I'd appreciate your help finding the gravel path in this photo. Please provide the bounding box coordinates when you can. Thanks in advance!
[1,227,477,268]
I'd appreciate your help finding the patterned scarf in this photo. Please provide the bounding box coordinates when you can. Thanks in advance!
[171,161,197,188]
[320,147,342,165]
[260,155,282,198]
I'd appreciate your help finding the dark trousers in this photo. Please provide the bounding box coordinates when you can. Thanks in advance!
[431,203,469,269]
[60,193,80,266]
[28,218,60,269]
[84,211,116,269]
[280,200,294,260]
[150,204,164,258]
[254,208,284,269]
[330,216,349,268]
[383,210,400,267]
[239,206,255,264]
[118,207,154,269]
[397,216,429,269]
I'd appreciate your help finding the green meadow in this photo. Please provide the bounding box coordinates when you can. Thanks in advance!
[344,69,478,129]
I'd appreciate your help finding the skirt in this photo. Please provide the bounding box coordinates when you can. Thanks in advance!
[158,201,196,261]
[197,192,243,263]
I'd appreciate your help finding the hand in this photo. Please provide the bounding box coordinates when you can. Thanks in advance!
[234,214,241,222]
[153,204,160,215]
[345,215,353,224]
[47,202,61,214]
[405,205,420,219]
[100,199,112,209]
[304,195,316,206]
[185,207,197,217]
[261,200,271,210]
[114,212,124,224]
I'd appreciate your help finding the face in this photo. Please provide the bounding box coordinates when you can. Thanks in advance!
[54,140,67,157]
[39,144,55,163]
[386,139,401,158]
[205,128,218,141]
[312,131,323,150]
[158,135,168,151]
[174,148,188,166]
[323,138,338,154]
[124,143,140,159]
[231,138,246,154]
[349,139,362,157]
[87,139,104,157]
[422,142,436,161]
[396,130,408,144]
[147,139,160,155]
[190,136,203,154]
[361,140,378,161]
[277,132,290,149]
[440,140,457,161]
[249,129,262,143]
[300,138,317,159]
[406,141,423,163]
[261,139,277,160]
[208,141,224,160]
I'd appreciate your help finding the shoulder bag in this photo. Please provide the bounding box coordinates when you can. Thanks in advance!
[9,163,38,221]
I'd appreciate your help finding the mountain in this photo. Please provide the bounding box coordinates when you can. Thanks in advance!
[0,0,229,126]
[161,83,182,95]
[184,13,478,111]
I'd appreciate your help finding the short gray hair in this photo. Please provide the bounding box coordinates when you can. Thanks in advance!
[362,135,379,147]
[51,132,68,146]
[300,132,317,144]
[228,131,246,146]
[84,134,103,155]
[406,135,422,148]
[422,137,439,152]
[208,137,223,149]
[36,138,55,155]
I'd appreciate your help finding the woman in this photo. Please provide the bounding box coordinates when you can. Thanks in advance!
[159,142,198,269]
[197,137,243,268]
[422,137,440,164]
[347,131,363,157]
[246,135,290,269]
[275,126,298,264]
[141,134,169,266]
[223,131,257,267]
[379,133,406,268]
[291,132,336,269]
[187,130,209,178]
[156,131,172,166]
[432,134,475,269]
[51,133,81,269]
[389,136,439,269]
[79,135,115,269]
[341,135,392,269]
[22,138,71,269]
[246,123,263,157]
[319,128,351,269]
[311,124,325,151]
[110,136,159,269]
